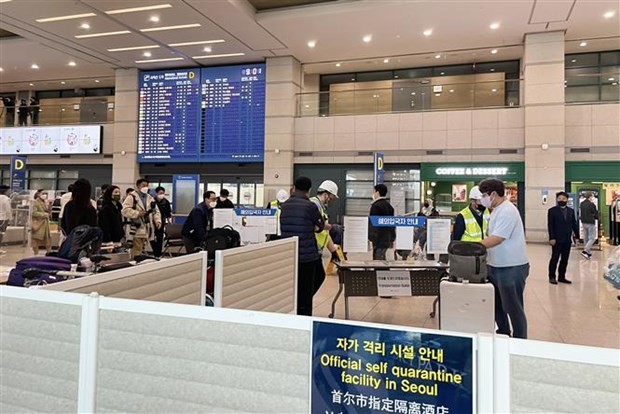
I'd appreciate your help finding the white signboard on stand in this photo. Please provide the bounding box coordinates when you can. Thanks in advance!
[213,209,234,228]
[343,216,369,253]
[376,271,412,296]
[395,226,414,250]
[426,218,451,254]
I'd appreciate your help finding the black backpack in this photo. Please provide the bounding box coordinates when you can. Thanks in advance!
[203,226,241,258]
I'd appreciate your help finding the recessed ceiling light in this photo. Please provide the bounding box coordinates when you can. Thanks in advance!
[363,35,372,43]
[307,40,316,48]
[143,51,152,57]
[134,57,184,64]
[105,4,172,15]
[435,54,441,59]
[95,79,100,83]
[609,77,615,81]
[411,92,416,95]
[490,22,500,30]
[68,61,76,66]
[335,63,341,67]
[80,22,91,30]
[604,10,616,19]
[0,0,13,3]
[579,41,587,47]
[169,40,225,47]
[0,67,3,72]
[491,49,498,54]
[490,68,495,72]
[149,15,160,23]
[75,30,131,39]
[36,13,96,23]
[423,29,433,36]
[571,59,577,63]
[383,58,389,63]
[191,53,245,59]
[449,89,454,93]
[107,45,160,52]
[31,64,39,69]
[61,81,66,85]
[203,46,212,53]
[491,88,497,92]
[140,24,200,32]
[29,83,34,86]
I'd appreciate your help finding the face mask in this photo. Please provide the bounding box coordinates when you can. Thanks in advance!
[209,201,217,208]
[40,194,48,200]
[157,194,165,200]
[220,197,226,202]
[476,204,486,212]
[423,203,429,208]
[140,187,149,194]
[112,195,121,202]
[480,194,493,208]
[557,201,567,207]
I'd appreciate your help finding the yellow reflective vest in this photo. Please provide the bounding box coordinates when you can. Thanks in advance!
[459,206,490,242]
[310,196,330,249]
[269,200,281,235]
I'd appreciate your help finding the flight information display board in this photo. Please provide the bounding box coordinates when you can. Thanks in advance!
[137,64,265,163]
[201,64,265,162]
[137,69,201,162]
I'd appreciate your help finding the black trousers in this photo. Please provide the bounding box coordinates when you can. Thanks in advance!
[297,259,325,316]
[151,226,165,257]
[548,241,571,280]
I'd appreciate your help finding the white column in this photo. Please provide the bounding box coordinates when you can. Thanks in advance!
[112,68,140,191]
[523,32,566,242]
[262,56,301,205]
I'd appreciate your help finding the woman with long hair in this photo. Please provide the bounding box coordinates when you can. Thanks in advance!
[31,189,52,255]
[60,178,97,236]
[98,185,124,243]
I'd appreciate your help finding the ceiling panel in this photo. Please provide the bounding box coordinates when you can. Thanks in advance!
[530,0,574,23]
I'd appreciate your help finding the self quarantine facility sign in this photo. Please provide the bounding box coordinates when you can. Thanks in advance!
[311,321,474,414]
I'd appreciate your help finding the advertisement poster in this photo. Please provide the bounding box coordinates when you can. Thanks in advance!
[0,125,101,155]
[312,321,474,414]
[451,184,467,202]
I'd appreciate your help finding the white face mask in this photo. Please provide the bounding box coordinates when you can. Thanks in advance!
[480,194,493,208]
[140,187,149,194]
[209,201,217,208]
[220,196,227,201]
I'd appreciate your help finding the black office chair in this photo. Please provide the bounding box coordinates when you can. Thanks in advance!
[162,223,185,257]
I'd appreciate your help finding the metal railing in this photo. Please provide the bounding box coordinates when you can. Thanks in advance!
[0,100,114,127]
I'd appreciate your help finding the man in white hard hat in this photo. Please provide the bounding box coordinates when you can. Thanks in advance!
[310,180,342,266]
[266,189,290,241]
[452,185,490,242]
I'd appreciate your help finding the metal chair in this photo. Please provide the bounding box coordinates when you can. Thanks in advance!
[162,223,185,257]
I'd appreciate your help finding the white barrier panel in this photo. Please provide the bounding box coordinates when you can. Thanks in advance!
[214,237,298,313]
[40,253,208,306]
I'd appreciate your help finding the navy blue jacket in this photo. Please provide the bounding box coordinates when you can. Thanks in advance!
[280,191,325,263]
[548,205,579,243]
[182,203,210,243]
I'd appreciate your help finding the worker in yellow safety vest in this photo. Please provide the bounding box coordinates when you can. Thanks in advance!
[452,186,490,242]
[266,189,289,241]
[310,180,343,267]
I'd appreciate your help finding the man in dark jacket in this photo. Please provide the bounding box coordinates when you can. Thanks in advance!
[181,191,217,254]
[152,186,173,257]
[548,191,579,284]
[215,189,235,209]
[579,191,598,259]
[280,176,325,316]
[368,184,395,260]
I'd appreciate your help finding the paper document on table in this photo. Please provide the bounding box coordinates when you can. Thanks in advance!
[343,216,369,253]
[426,218,451,254]
[395,226,414,250]
[213,209,234,228]
[376,271,411,296]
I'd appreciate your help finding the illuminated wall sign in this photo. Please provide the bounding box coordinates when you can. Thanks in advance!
[421,162,525,181]
[435,167,509,176]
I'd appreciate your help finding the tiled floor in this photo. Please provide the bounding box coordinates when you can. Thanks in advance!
[1,243,618,349]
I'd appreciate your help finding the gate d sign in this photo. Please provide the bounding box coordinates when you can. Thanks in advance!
[10,156,27,192]
[374,152,385,185]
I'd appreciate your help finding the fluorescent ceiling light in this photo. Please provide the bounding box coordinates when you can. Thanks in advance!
[36,13,96,23]
[579,41,587,47]
[571,59,577,63]
[31,64,39,69]
[192,53,245,59]
[106,4,172,15]
[491,88,498,92]
[609,77,615,81]
[363,35,372,43]
[107,45,160,52]
[490,22,500,30]
[140,23,200,32]
[491,49,498,54]
[307,40,317,48]
[68,61,76,66]
[423,29,433,36]
[604,10,616,18]
[0,0,13,3]
[76,30,131,39]
[169,40,225,47]
[135,57,184,64]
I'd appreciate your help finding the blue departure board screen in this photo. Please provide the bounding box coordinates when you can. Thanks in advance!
[201,64,265,162]
[137,64,266,163]
[137,69,201,162]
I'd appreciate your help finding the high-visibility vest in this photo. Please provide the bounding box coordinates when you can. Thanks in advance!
[310,196,330,249]
[269,200,281,235]
[459,206,490,242]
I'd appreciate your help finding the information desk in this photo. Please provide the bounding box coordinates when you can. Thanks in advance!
[331,260,449,320]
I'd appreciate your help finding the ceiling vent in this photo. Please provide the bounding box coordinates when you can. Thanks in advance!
[299,152,313,157]
[426,150,443,155]
[570,148,590,153]
[499,149,518,154]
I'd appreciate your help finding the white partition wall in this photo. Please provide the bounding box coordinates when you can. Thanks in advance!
[214,237,298,313]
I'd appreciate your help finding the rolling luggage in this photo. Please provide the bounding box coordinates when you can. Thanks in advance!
[439,280,495,334]
[8,256,72,287]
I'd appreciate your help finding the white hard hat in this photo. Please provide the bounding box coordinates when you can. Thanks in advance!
[469,186,483,200]
[276,189,289,203]
[318,180,339,198]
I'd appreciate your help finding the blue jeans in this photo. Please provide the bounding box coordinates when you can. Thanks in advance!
[582,223,596,254]
[487,264,530,339]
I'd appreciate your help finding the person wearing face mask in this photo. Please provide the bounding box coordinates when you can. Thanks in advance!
[478,178,529,339]
[31,189,52,255]
[452,186,490,242]
[215,189,235,209]
[547,191,579,285]
[98,185,124,243]
[419,199,438,216]
[122,178,162,258]
[151,186,172,257]
[368,184,396,260]
[182,191,217,254]
[310,180,342,266]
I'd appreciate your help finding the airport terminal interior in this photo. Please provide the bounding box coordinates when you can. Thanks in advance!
[0,0,619,412]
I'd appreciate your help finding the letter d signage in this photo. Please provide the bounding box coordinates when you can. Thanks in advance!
[374,152,385,185]
[10,155,27,192]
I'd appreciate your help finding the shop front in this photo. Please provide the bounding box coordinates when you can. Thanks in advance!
[420,162,525,219]
[565,161,620,245]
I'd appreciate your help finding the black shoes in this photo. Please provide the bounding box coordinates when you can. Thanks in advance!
[558,278,572,284]
[549,279,558,285]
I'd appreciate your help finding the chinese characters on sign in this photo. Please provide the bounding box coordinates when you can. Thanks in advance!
[312,321,474,414]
